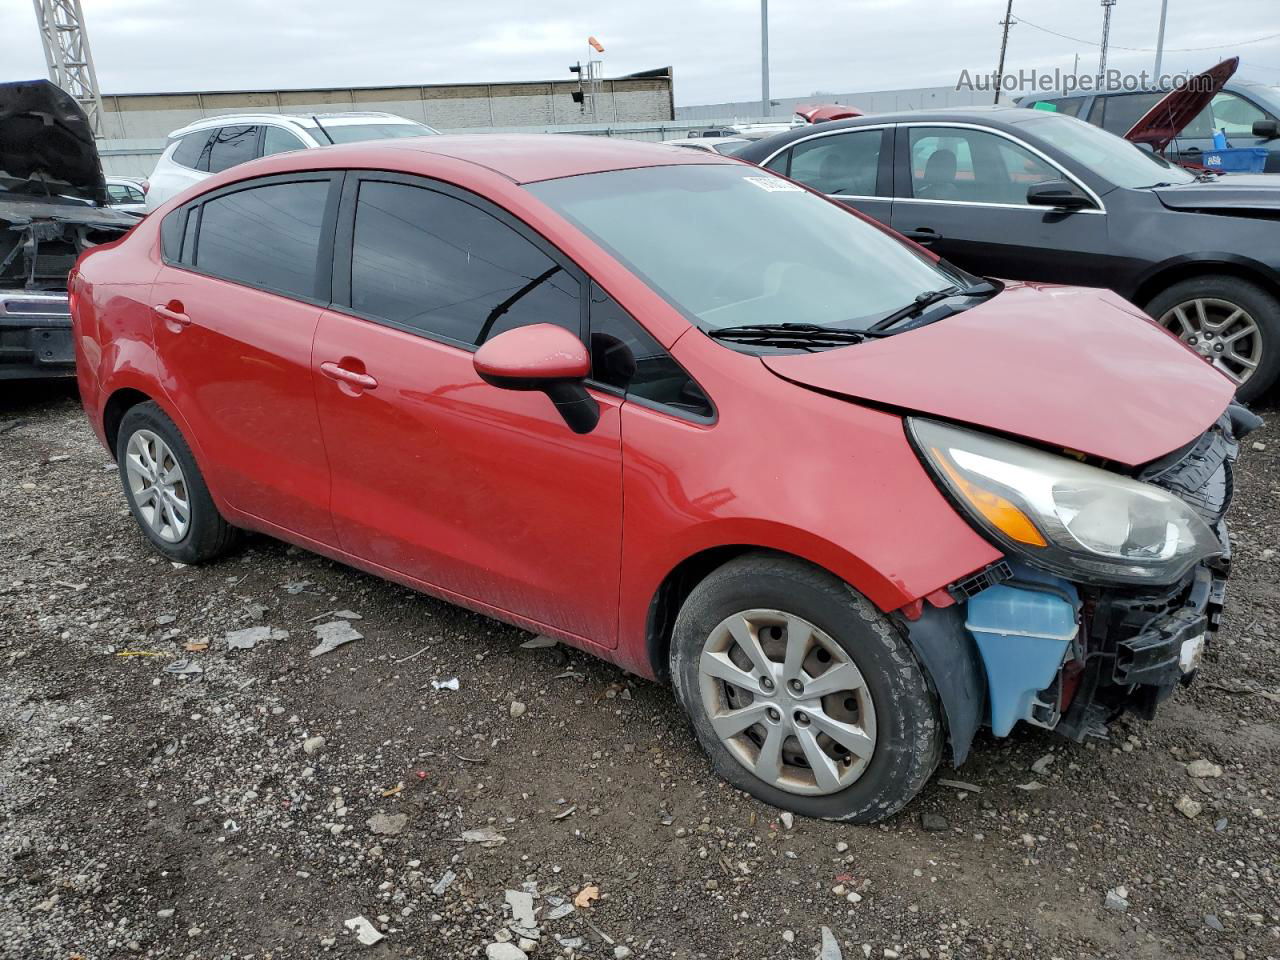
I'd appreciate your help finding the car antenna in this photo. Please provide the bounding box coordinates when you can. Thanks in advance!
[311,115,335,145]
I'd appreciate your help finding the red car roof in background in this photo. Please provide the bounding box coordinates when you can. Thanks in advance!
[379,133,730,184]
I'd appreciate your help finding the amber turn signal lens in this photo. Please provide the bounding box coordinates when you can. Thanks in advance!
[933,449,1048,548]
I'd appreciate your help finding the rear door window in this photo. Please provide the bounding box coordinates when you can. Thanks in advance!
[347,179,581,347]
[1095,93,1164,135]
[194,179,330,300]
[786,130,884,196]
[204,125,262,174]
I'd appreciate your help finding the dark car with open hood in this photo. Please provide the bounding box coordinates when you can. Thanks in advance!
[735,91,1280,404]
[1,80,136,381]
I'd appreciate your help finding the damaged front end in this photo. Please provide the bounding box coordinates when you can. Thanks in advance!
[1,79,134,380]
[903,405,1258,763]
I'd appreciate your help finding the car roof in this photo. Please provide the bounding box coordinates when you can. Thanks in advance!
[166,111,420,139]
[734,106,1053,157]
[195,134,732,187]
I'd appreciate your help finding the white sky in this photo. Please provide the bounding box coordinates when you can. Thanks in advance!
[1,0,1276,105]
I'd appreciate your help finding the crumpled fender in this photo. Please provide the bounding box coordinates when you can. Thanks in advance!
[900,604,986,766]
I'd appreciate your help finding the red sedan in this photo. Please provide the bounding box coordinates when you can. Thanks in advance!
[71,135,1254,822]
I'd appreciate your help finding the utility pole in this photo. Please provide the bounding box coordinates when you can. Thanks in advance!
[993,0,1015,105]
[1153,0,1168,79]
[760,0,771,118]
[1097,0,1117,90]
[31,0,104,136]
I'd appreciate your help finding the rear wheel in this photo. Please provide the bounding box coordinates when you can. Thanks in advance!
[670,553,942,822]
[116,402,238,564]
[1147,275,1280,404]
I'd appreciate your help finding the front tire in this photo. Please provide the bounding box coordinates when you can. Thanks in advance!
[116,402,238,564]
[1147,275,1280,404]
[670,553,942,823]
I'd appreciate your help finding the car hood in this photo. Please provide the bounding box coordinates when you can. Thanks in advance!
[0,79,108,206]
[1125,57,1237,152]
[1153,174,1280,213]
[760,282,1235,467]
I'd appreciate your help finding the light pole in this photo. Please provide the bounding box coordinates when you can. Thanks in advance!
[994,0,1015,105]
[760,0,771,118]
[1153,0,1169,79]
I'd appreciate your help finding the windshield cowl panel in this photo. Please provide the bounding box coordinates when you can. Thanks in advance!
[527,165,962,337]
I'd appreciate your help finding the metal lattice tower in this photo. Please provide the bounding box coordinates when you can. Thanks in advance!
[1097,0,1117,89]
[31,0,105,136]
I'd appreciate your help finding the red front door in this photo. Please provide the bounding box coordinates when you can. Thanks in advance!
[312,309,623,645]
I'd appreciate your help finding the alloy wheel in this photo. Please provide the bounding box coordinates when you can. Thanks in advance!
[1159,297,1262,386]
[124,429,190,543]
[697,609,877,796]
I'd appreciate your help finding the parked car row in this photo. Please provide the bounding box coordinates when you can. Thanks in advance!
[70,121,1260,821]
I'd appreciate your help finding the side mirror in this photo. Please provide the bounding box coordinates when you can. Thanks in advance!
[1252,119,1279,139]
[1026,179,1093,210]
[473,323,599,434]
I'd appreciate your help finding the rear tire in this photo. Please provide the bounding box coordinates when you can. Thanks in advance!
[669,553,942,823]
[116,402,238,564]
[1146,275,1280,404]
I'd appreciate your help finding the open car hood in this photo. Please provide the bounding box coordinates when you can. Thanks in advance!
[1125,57,1238,152]
[760,283,1235,467]
[0,79,108,206]
[796,104,864,124]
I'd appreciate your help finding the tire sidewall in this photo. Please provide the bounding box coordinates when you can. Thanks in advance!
[671,559,940,822]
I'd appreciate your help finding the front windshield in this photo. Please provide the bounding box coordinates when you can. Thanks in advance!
[527,165,957,331]
[1019,113,1196,189]
[314,122,438,144]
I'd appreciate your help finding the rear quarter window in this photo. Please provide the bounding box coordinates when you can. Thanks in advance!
[170,132,211,170]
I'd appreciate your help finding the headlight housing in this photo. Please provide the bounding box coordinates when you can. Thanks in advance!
[910,418,1223,585]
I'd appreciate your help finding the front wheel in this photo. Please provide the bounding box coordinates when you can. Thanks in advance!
[1147,275,1280,404]
[670,553,942,823]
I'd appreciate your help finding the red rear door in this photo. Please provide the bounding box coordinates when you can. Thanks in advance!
[312,175,623,645]
[151,174,339,545]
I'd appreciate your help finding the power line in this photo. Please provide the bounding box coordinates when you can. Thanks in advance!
[1014,17,1280,54]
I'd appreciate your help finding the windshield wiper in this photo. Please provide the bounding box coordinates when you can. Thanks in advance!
[703,323,872,348]
[866,285,964,333]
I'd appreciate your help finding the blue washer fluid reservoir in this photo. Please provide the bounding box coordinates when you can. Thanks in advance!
[964,564,1079,737]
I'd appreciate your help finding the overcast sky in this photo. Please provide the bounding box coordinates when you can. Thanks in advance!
[2,0,1276,106]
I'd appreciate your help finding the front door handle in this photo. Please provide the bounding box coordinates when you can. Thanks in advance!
[1182,146,1202,154]
[153,303,191,330]
[901,227,941,245]
[320,361,378,391]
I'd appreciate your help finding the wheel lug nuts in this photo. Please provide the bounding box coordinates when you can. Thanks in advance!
[766,707,781,722]
[1213,344,1223,352]
[794,711,810,726]
[759,677,774,692]
[788,679,803,694]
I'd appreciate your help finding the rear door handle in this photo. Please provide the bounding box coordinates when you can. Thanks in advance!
[320,361,378,391]
[153,304,191,328]
[901,227,941,245]
[1182,146,1202,154]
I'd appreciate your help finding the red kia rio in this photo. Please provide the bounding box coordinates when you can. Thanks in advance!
[71,135,1257,822]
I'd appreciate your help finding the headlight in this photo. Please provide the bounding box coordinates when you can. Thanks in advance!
[909,418,1223,585]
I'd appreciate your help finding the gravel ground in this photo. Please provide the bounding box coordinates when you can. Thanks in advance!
[1,383,1277,960]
